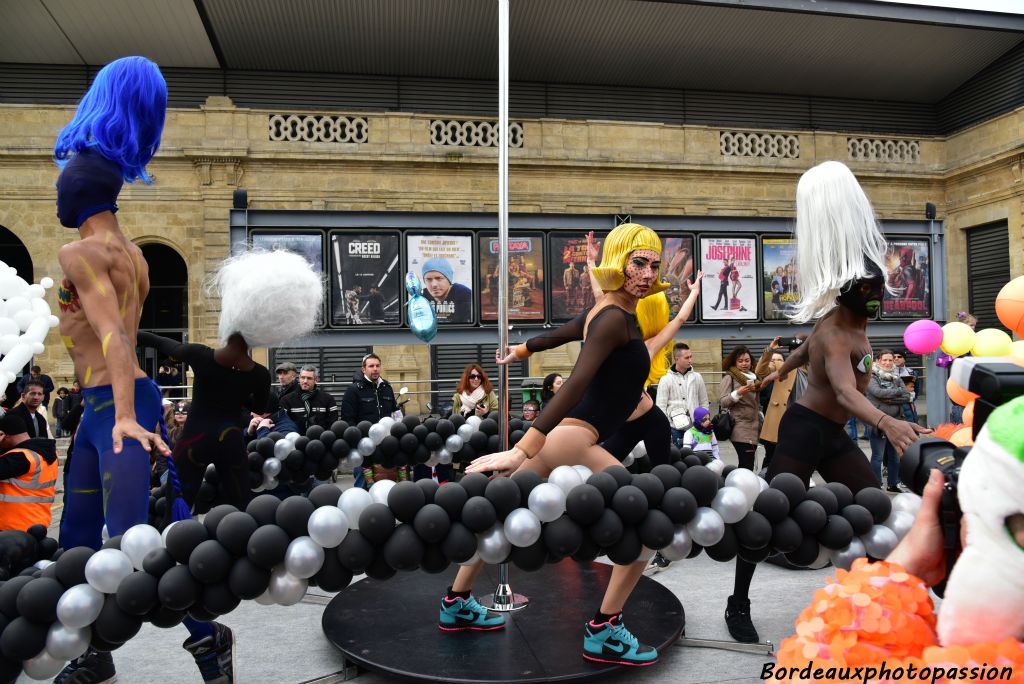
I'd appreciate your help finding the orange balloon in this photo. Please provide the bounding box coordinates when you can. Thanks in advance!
[950,427,973,447]
[962,399,975,427]
[946,377,979,407]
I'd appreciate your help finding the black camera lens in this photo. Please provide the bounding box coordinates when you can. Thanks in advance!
[899,437,966,496]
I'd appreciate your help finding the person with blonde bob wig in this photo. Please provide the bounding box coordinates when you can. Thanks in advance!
[439,224,673,667]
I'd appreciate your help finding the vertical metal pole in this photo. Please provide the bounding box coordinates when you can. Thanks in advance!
[487,0,527,612]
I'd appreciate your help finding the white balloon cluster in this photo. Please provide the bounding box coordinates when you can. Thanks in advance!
[0,261,59,402]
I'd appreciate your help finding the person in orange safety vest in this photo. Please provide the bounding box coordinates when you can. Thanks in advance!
[0,413,58,530]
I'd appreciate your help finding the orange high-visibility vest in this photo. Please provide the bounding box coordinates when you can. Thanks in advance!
[0,448,58,531]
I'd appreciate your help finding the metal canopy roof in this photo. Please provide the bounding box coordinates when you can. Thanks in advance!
[2,0,1022,103]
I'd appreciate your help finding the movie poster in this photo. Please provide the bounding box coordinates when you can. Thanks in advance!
[329,232,401,327]
[250,232,325,325]
[761,237,799,321]
[699,236,758,321]
[881,238,931,319]
[661,235,697,321]
[549,233,605,321]
[406,234,474,324]
[478,234,545,321]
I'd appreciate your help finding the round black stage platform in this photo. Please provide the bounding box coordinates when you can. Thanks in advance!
[322,560,685,683]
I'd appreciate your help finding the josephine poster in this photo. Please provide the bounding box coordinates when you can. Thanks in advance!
[700,236,758,321]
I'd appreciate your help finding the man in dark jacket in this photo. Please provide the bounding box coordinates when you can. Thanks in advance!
[16,366,55,410]
[341,354,398,488]
[0,414,59,529]
[279,365,338,434]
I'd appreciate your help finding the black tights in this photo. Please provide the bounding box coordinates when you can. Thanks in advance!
[731,441,757,470]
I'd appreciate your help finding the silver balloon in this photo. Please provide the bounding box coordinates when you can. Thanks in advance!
[633,441,647,458]
[830,537,867,570]
[725,468,761,508]
[368,423,388,445]
[686,507,725,547]
[120,524,163,571]
[660,525,692,561]
[268,565,308,606]
[285,431,301,444]
[809,544,832,570]
[56,584,104,629]
[339,488,372,530]
[711,486,750,524]
[445,434,464,453]
[307,506,349,548]
[458,550,481,567]
[882,510,915,541]
[357,437,376,457]
[706,458,726,475]
[572,465,593,482]
[425,451,440,467]
[892,492,922,516]
[466,415,482,428]
[527,482,566,523]
[161,521,179,547]
[435,448,451,465]
[273,438,291,460]
[262,457,282,478]
[23,648,66,680]
[284,536,325,579]
[369,479,396,505]
[46,623,90,660]
[33,559,53,570]
[758,476,769,493]
[340,453,363,470]
[477,524,511,564]
[503,508,542,547]
[379,417,395,431]
[84,549,133,594]
[457,423,475,441]
[254,590,275,606]
[262,475,278,490]
[622,453,635,468]
[861,524,899,559]
[548,465,583,495]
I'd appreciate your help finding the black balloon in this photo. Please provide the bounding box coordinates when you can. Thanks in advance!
[319,430,337,448]
[705,525,739,562]
[638,510,675,550]
[785,535,821,567]
[458,473,489,499]
[511,470,543,502]
[95,595,143,644]
[770,473,806,511]
[854,487,892,524]
[102,534,123,550]
[201,582,241,616]
[823,481,854,510]
[383,524,425,571]
[312,549,353,592]
[146,605,186,628]
[603,465,633,488]
[166,519,210,564]
[682,454,702,468]
[434,483,469,520]
[245,494,281,526]
[424,432,444,451]
[0,576,33,619]
[771,517,802,553]
[116,571,159,616]
[276,496,316,539]
[285,450,305,472]
[420,544,450,575]
[817,514,855,550]
[805,487,840,516]
[469,431,488,452]
[413,504,452,544]
[722,464,737,479]
[203,504,240,538]
[188,604,218,623]
[435,419,455,438]
[399,433,420,455]
[189,540,233,584]
[294,436,310,452]
[142,547,177,578]
[415,478,439,503]
[344,426,363,447]
[680,465,719,507]
[332,420,350,436]
[792,500,828,535]
[331,438,351,458]
[158,565,201,611]
[309,484,343,509]
[388,481,427,523]
[39,537,58,560]
[379,435,400,457]
[305,440,326,462]
[15,577,64,623]
[484,478,521,518]
[589,509,625,547]
[413,444,431,464]
[306,425,325,440]
[246,525,291,570]
[571,536,603,563]
[336,531,375,573]
[508,429,525,446]
[586,471,618,506]
[228,557,271,600]
[631,473,665,507]
[357,421,373,436]
[358,503,397,546]
[606,526,642,565]
[651,463,682,490]
[660,487,698,525]
[841,504,874,536]
[440,522,477,563]
[365,552,397,581]
[256,437,274,458]
[611,485,648,525]
[565,484,605,526]
[738,544,773,564]
[0,616,48,660]
[478,418,499,436]
[753,489,790,523]
[487,434,501,453]
[216,512,259,557]
[390,421,409,438]
[543,515,583,557]
[510,540,548,572]
[459,496,497,533]
[734,510,773,549]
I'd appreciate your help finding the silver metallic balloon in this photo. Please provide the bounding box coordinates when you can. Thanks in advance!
[444,434,464,453]
[369,479,396,505]
[633,441,647,458]
[503,508,542,548]
[711,486,750,524]
[161,521,179,547]
[120,524,163,571]
[56,584,104,629]
[368,423,388,445]
[686,507,725,547]
[861,524,899,559]
[758,476,769,493]
[621,453,635,468]
[33,559,53,570]
[548,465,583,495]
[882,510,915,541]
[477,524,511,564]
[307,506,349,548]
[457,423,475,442]
[340,453,363,470]
[527,482,566,523]
[284,536,325,579]
[23,648,66,680]
[660,525,693,562]
[46,623,90,660]
[85,549,133,594]
[379,417,395,431]
[262,475,278,490]
[466,415,482,428]
[706,458,726,475]
[357,437,376,457]
[809,544,832,570]
[891,492,922,516]
[254,590,275,606]
[829,537,867,571]
[268,565,308,606]
[339,488,372,530]
[262,457,282,478]
[725,468,761,508]
[425,451,440,467]
[273,438,291,460]
[572,465,593,482]
[437,448,452,465]
[285,431,301,444]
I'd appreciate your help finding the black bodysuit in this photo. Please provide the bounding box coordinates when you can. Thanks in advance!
[138,332,270,510]
[528,306,649,443]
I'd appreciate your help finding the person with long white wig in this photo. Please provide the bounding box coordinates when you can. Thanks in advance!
[722,161,931,644]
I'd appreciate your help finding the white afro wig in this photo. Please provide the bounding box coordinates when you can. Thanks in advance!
[209,249,323,347]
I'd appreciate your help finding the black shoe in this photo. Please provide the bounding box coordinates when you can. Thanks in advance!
[54,648,116,683]
[711,305,718,310]
[183,622,235,683]
[887,485,902,493]
[725,595,759,643]
[643,552,671,576]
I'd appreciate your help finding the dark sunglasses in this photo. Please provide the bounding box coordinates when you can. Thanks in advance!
[894,354,904,358]
[469,373,482,379]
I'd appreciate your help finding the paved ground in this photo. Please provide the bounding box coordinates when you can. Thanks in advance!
[28,440,886,684]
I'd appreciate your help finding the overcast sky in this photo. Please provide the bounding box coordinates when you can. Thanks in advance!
[879,0,1024,13]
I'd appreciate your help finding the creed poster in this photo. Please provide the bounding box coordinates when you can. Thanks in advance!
[478,234,545,321]
[406,234,474,324]
[761,237,799,321]
[329,232,401,326]
[881,238,930,319]
[549,233,605,322]
[700,236,758,321]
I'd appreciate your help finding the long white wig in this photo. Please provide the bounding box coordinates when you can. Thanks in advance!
[209,249,323,346]
[790,161,889,323]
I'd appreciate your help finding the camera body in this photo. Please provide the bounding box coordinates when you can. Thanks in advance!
[784,337,804,351]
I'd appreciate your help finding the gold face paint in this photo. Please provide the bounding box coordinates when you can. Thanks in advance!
[61,335,75,350]
[119,290,128,318]
[83,366,92,385]
[77,256,107,296]
[101,331,112,357]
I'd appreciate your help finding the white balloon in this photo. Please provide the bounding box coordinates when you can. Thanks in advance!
[437,448,452,465]
[503,508,542,547]
[633,441,647,458]
[368,423,388,445]
[285,431,300,443]
[284,536,325,579]
[891,492,922,516]
[548,465,583,495]
[466,415,482,428]
[706,458,726,475]
[23,649,66,680]
[572,465,593,482]
[527,482,566,523]
[0,318,17,337]
[357,437,376,457]
[861,524,899,559]
[85,549,133,594]
[120,524,163,570]
[686,507,725,547]
[56,584,104,629]
[369,479,396,505]
[477,524,512,564]
[725,468,761,508]
[268,566,308,605]
[46,623,90,660]
[457,423,475,441]
[660,525,692,562]
[273,439,291,460]
[40,276,54,288]
[339,487,372,529]
[622,453,635,468]
[882,510,915,540]
[33,559,53,570]
[26,283,45,299]
[379,417,395,430]
[445,434,463,453]
[161,521,179,546]
[262,457,282,477]
[758,476,770,493]
[307,506,349,548]
[711,486,750,524]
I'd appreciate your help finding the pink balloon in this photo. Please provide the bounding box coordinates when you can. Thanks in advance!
[903,320,944,355]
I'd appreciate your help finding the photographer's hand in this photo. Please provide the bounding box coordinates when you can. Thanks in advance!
[887,470,948,586]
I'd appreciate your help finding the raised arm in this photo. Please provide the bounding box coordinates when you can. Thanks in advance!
[497,314,586,365]
[643,271,702,357]
[585,230,603,301]
[136,331,208,367]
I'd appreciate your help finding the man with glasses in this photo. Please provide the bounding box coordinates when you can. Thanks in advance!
[280,365,339,434]
[341,354,398,489]
[521,400,540,421]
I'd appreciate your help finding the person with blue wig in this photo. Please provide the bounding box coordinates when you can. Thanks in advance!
[52,56,236,684]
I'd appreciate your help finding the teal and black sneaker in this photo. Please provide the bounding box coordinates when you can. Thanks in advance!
[438,594,506,632]
[582,616,658,666]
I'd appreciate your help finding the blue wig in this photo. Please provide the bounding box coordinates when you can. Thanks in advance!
[54,56,167,184]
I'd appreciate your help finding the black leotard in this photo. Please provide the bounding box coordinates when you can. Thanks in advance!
[529,306,649,442]
[138,332,271,510]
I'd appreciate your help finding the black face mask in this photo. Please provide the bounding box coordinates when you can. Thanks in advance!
[56,149,123,229]
[837,258,885,317]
